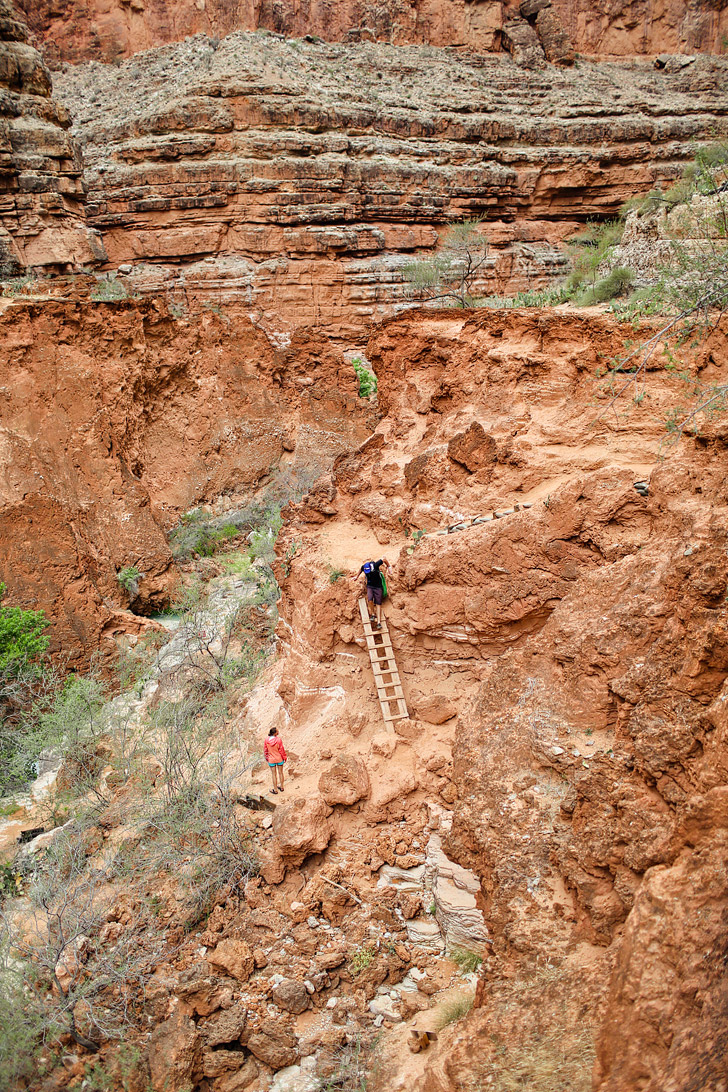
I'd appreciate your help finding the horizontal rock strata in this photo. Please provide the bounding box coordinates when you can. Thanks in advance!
[49,35,728,338]
[0,0,103,272]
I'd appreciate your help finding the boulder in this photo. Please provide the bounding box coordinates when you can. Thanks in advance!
[208,939,255,983]
[214,1057,259,1092]
[148,1010,201,1092]
[447,423,497,473]
[535,6,575,64]
[202,1050,249,1079]
[271,978,310,1014]
[318,753,370,806]
[501,18,546,67]
[245,1018,299,1069]
[413,694,457,724]
[200,1004,247,1046]
[272,794,333,867]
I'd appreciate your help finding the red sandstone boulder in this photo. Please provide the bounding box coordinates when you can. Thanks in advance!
[413,693,457,724]
[245,1018,298,1069]
[148,1010,201,1092]
[447,423,497,473]
[207,939,255,982]
[271,977,310,1014]
[271,794,333,867]
[318,753,370,806]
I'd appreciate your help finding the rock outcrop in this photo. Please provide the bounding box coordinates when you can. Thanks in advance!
[46,37,728,338]
[0,0,103,272]
[19,0,728,65]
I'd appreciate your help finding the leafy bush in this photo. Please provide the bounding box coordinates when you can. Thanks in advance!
[566,219,624,295]
[117,566,142,595]
[352,357,378,398]
[577,266,634,305]
[451,947,483,974]
[0,583,49,673]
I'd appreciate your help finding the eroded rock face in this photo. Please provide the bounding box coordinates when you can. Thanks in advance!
[20,0,728,63]
[0,0,103,272]
[0,300,371,663]
[44,38,728,338]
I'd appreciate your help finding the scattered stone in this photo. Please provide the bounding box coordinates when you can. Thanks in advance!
[200,1004,247,1046]
[208,938,255,982]
[271,978,310,1014]
[413,694,457,725]
[371,732,397,758]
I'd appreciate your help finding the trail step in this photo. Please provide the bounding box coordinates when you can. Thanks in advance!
[358,598,409,731]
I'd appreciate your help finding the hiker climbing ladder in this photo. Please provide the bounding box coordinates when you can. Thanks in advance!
[358,598,409,728]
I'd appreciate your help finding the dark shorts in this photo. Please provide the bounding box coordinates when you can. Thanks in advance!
[366,586,383,605]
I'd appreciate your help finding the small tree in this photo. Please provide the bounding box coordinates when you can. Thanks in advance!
[403,220,490,308]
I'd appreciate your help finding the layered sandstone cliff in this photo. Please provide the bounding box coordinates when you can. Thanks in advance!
[48,37,728,340]
[19,0,728,65]
[0,0,103,272]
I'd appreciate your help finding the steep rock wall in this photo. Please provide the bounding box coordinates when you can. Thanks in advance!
[50,37,728,340]
[0,298,372,663]
[18,0,728,65]
[0,0,103,272]
[270,307,728,1092]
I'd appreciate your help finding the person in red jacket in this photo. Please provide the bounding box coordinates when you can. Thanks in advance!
[264,726,287,794]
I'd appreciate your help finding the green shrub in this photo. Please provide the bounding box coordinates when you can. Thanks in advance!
[577,266,634,305]
[90,276,128,302]
[352,357,378,398]
[451,947,483,974]
[0,583,49,673]
[117,566,142,594]
[349,945,376,975]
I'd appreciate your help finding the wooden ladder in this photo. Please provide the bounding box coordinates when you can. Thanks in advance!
[358,598,409,729]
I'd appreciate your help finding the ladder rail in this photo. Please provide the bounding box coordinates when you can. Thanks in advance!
[358,599,409,729]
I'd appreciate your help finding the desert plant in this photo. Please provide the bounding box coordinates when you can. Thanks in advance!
[1,830,167,1059]
[117,566,142,596]
[451,947,483,974]
[597,143,728,437]
[328,565,346,584]
[566,219,624,296]
[90,276,128,302]
[577,266,634,305]
[403,219,491,308]
[348,945,376,975]
[0,583,49,673]
[435,992,475,1028]
[352,357,378,398]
